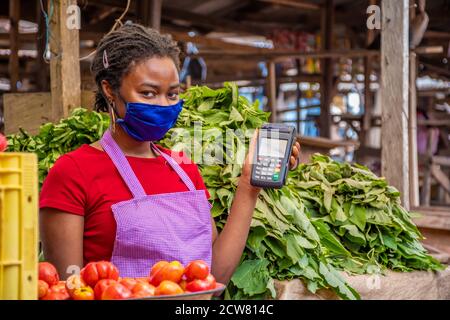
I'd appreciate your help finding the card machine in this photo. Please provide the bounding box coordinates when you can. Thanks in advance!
[250,123,297,189]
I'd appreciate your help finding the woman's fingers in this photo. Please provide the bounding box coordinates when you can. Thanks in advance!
[247,129,259,165]
[289,142,301,170]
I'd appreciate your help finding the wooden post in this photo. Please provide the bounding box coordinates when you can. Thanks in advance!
[319,0,333,138]
[409,52,420,207]
[140,0,162,31]
[408,0,420,208]
[9,0,20,92]
[49,0,81,121]
[267,60,277,122]
[296,82,301,133]
[381,0,410,209]
[361,56,372,145]
[36,0,50,92]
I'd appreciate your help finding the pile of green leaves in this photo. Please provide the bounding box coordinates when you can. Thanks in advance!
[7,82,443,300]
[7,108,109,185]
[162,83,442,299]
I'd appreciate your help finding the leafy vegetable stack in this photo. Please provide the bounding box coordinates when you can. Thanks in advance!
[7,82,443,300]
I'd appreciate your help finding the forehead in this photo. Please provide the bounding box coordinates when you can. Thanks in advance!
[124,56,179,84]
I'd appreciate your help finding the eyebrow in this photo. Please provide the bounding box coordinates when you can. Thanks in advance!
[139,82,180,89]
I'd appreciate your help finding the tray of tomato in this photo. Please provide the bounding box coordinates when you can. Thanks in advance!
[38,260,224,300]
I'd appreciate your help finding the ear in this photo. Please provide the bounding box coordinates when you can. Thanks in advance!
[100,80,114,103]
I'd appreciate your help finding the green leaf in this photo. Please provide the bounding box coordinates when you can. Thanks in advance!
[231,259,271,296]
[349,205,366,231]
[318,262,360,300]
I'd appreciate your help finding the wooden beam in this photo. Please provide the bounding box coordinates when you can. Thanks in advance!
[9,0,20,92]
[409,51,420,207]
[415,46,444,55]
[418,119,450,127]
[89,6,118,25]
[424,30,450,40]
[319,0,333,138]
[431,165,450,195]
[207,0,253,17]
[432,156,450,167]
[267,61,277,122]
[197,73,322,86]
[49,0,81,120]
[169,30,272,53]
[162,6,267,36]
[192,49,379,60]
[381,0,410,209]
[256,0,321,10]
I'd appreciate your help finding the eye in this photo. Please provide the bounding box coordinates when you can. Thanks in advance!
[168,91,179,100]
[141,91,156,98]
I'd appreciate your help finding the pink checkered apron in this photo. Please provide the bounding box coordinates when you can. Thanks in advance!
[100,130,212,277]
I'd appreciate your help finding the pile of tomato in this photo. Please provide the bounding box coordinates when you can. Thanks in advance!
[38,260,217,300]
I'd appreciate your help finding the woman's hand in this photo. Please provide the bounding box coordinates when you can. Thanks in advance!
[239,129,301,193]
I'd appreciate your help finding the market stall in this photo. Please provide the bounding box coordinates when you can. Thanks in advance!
[0,0,449,301]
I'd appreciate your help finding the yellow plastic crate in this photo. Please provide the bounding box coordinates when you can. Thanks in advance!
[0,153,38,300]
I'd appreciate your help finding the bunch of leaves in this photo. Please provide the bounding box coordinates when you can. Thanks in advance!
[7,108,109,186]
[287,154,443,274]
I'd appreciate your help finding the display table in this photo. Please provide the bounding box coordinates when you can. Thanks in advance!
[274,267,450,300]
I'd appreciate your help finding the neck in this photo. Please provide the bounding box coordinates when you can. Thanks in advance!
[110,125,157,158]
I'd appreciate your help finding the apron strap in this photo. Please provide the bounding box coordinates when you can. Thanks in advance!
[150,143,197,192]
[100,130,146,198]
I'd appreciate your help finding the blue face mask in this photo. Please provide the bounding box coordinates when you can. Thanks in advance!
[113,99,183,142]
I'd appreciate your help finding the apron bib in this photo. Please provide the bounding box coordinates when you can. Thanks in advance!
[100,130,212,277]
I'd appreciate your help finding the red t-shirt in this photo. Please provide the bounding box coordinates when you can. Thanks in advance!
[39,144,210,265]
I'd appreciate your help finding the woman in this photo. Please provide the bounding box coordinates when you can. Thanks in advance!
[40,23,301,284]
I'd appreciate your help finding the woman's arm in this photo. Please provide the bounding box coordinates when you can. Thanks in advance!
[210,182,259,284]
[211,132,300,284]
[40,208,84,280]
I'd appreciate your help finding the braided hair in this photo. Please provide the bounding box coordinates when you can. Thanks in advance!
[91,22,181,112]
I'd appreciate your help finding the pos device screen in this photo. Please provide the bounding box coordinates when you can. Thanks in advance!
[258,138,288,158]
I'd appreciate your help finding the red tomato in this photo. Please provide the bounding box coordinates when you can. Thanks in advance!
[51,282,69,294]
[72,286,95,300]
[184,260,209,281]
[155,280,184,296]
[179,279,187,291]
[185,277,215,293]
[38,262,60,287]
[81,261,119,288]
[42,284,70,300]
[101,283,132,300]
[41,291,70,300]
[132,282,156,298]
[149,261,184,286]
[119,278,139,291]
[65,274,87,297]
[149,261,169,277]
[135,277,150,284]
[94,279,118,300]
[131,282,156,295]
[38,280,49,299]
[205,274,217,289]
